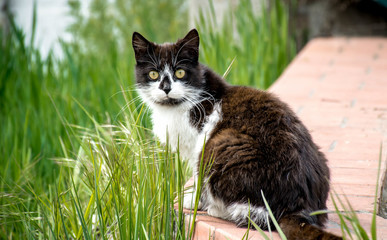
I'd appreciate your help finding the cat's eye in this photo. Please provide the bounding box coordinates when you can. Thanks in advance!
[148,71,159,80]
[175,69,185,79]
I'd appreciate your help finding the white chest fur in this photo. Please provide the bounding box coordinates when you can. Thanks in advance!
[151,103,222,169]
[151,104,199,163]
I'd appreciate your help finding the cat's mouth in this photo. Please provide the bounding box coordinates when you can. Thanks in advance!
[155,97,184,106]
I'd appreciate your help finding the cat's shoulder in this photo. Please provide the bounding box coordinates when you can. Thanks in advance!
[222,85,286,109]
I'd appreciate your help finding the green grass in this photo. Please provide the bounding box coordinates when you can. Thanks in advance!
[0,0,296,238]
[197,0,295,88]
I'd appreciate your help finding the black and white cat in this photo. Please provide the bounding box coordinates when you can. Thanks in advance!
[132,29,341,240]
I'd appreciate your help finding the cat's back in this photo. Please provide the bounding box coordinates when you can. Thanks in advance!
[209,84,329,177]
[221,85,285,114]
[216,85,301,138]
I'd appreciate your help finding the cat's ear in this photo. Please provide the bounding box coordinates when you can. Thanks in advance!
[132,32,150,59]
[177,29,200,63]
[181,29,200,48]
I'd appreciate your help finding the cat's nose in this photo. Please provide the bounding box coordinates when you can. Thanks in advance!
[163,88,171,94]
[159,79,171,95]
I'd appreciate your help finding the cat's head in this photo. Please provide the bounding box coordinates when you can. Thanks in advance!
[132,29,204,107]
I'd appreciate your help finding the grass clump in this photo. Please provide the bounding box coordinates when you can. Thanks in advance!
[1,109,192,239]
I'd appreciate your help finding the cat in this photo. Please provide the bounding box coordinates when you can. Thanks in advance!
[132,29,342,240]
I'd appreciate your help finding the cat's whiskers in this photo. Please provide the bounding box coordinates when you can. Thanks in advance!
[158,48,162,66]
[136,86,160,106]
[146,47,159,69]
[117,96,138,115]
[174,58,191,67]
[152,46,160,67]
[140,60,158,69]
[136,104,151,126]
[185,102,203,129]
[182,94,209,128]
[115,95,144,120]
[110,87,138,99]
[188,89,216,107]
[201,89,215,99]
[170,49,176,67]
[200,90,216,106]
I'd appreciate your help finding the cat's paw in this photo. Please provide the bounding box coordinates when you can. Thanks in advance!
[183,190,202,210]
[183,196,194,210]
[207,205,225,218]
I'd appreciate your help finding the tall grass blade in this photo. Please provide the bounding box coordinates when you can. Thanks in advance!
[223,56,236,79]
[70,175,91,240]
[56,184,70,240]
[371,143,383,240]
[246,216,270,240]
[30,0,37,47]
[261,190,287,239]
[330,191,353,239]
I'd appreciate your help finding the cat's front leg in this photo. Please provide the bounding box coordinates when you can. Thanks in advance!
[183,187,202,210]
[183,177,203,210]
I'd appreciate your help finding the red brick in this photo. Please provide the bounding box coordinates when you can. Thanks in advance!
[330,183,379,197]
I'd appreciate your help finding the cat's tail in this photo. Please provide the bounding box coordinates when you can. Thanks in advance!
[278,215,342,240]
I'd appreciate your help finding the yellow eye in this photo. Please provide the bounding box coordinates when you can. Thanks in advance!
[149,71,159,80]
[175,69,185,79]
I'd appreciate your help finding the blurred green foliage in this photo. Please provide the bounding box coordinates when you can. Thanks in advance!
[198,0,295,88]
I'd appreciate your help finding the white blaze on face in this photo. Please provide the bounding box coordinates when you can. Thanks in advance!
[148,64,187,102]
[160,65,174,85]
